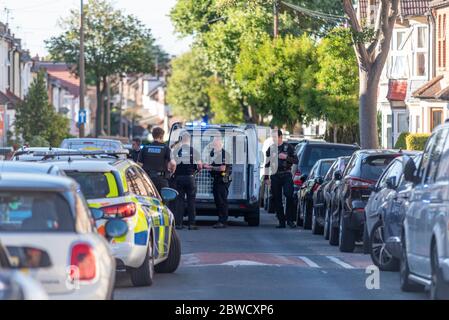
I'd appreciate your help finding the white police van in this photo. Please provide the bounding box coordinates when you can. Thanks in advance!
[169,122,263,226]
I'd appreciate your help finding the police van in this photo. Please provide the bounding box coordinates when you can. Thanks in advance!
[169,122,263,226]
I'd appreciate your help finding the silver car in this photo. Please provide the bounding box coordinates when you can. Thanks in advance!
[401,124,449,300]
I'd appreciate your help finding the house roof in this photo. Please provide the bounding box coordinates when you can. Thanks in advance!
[413,75,449,100]
[0,90,22,108]
[358,0,430,20]
[387,80,408,101]
[47,70,80,97]
[430,0,449,9]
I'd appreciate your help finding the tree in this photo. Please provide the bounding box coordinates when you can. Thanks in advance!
[343,0,399,148]
[235,34,318,130]
[207,78,244,124]
[46,0,160,137]
[315,27,359,143]
[166,49,211,121]
[15,71,70,147]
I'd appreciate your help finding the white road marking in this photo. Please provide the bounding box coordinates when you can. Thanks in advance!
[326,256,355,269]
[298,256,321,268]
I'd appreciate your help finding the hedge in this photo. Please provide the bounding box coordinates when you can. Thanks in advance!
[395,132,410,150]
[406,134,431,151]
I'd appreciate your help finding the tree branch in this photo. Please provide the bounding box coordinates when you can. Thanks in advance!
[342,0,370,69]
[367,2,384,57]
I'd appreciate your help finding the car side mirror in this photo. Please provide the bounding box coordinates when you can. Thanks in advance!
[91,208,104,221]
[300,174,308,183]
[161,188,179,203]
[403,158,419,184]
[105,219,128,238]
[315,176,324,185]
[334,170,342,181]
[385,176,397,190]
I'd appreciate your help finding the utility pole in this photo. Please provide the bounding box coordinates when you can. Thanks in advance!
[79,0,86,138]
[273,0,280,38]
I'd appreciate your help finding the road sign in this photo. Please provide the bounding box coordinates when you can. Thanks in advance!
[78,109,87,124]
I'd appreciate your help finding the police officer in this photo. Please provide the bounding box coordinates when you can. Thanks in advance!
[172,132,202,230]
[138,127,176,194]
[264,129,299,229]
[204,136,232,229]
[130,138,142,162]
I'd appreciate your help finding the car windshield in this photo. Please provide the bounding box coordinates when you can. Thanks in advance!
[0,192,74,232]
[361,155,398,181]
[302,146,357,167]
[319,161,334,177]
[66,172,114,200]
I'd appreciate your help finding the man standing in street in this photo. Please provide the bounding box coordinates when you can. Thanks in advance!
[204,136,232,229]
[172,132,202,230]
[130,138,142,162]
[264,129,299,229]
[138,127,176,194]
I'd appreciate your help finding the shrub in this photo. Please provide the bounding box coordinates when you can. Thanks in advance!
[395,132,410,150]
[406,134,431,151]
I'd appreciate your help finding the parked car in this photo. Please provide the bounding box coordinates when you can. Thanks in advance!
[329,150,403,253]
[60,138,125,152]
[0,241,48,300]
[313,157,351,237]
[297,158,336,230]
[0,161,66,176]
[400,125,449,299]
[365,153,421,271]
[0,173,118,299]
[44,151,181,287]
[11,148,71,162]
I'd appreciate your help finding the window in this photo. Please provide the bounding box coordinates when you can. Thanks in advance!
[436,131,449,181]
[424,129,448,184]
[360,155,397,181]
[416,115,421,132]
[417,26,427,49]
[378,160,401,189]
[438,14,447,68]
[398,113,409,133]
[431,109,443,131]
[412,26,428,77]
[135,167,160,199]
[66,172,113,200]
[126,167,147,196]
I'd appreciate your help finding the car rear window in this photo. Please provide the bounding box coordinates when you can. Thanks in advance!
[66,172,115,200]
[301,146,358,168]
[319,161,334,177]
[0,192,74,232]
[361,155,398,181]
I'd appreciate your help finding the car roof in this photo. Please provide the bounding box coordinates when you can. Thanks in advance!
[303,142,359,148]
[355,149,409,156]
[44,159,129,173]
[62,138,123,144]
[319,158,337,163]
[0,161,60,174]
[0,173,76,191]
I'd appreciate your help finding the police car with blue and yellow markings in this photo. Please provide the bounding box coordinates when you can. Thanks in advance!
[40,151,181,287]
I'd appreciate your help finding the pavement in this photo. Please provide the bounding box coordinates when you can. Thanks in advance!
[114,210,428,300]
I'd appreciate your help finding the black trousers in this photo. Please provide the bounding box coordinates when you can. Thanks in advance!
[213,180,230,224]
[150,175,169,195]
[271,172,295,225]
[174,175,197,226]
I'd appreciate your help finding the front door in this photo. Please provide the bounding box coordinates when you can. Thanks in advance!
[393,110,409,147]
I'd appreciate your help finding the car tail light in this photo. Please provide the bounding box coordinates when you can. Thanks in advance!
[293,171,303,186]
[102,203,136,218]
[347,177,374,189]
[70,243,96,281]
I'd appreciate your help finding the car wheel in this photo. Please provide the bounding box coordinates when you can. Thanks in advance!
[329,210,339,246]
[363,222,370,255]
[247,207,260,227]
[312,207,324,235]
[129,237,155,287]
[370,220,399,271]
[324,206,330,240]
[339,213,355,253]
[303,201,312,230]
[155,229,182,274]
[297,200,304,227]
[400,234,425,292]
[430,243,449,300]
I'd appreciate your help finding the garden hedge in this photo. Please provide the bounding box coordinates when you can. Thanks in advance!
[406,134,431,151]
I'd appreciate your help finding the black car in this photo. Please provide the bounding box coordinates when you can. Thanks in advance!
[364,153,422,271]
[329,150,403,253]
[312,156,351,236]
[297,158,336,230]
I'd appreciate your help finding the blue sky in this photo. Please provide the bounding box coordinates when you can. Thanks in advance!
[0,0,192,57]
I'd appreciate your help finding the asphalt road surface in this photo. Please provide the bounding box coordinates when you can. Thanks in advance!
[114,210,428,300]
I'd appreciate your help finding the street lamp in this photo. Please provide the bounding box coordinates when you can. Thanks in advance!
[79,0,86,138]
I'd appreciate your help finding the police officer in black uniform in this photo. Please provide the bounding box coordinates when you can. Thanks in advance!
[204,136,232,229]
[138,127,176,194]
[172,132,202,230]
[130,138,142,162]
[264,129,299,229]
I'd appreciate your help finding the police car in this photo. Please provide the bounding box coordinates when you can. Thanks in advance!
[42,151,181,287]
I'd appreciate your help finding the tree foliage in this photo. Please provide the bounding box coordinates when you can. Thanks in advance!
[15,71,70,147]
[207,78,244,124]
[46,0,161,136]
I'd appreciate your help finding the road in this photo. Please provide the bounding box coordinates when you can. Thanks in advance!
[114,210,428,300]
